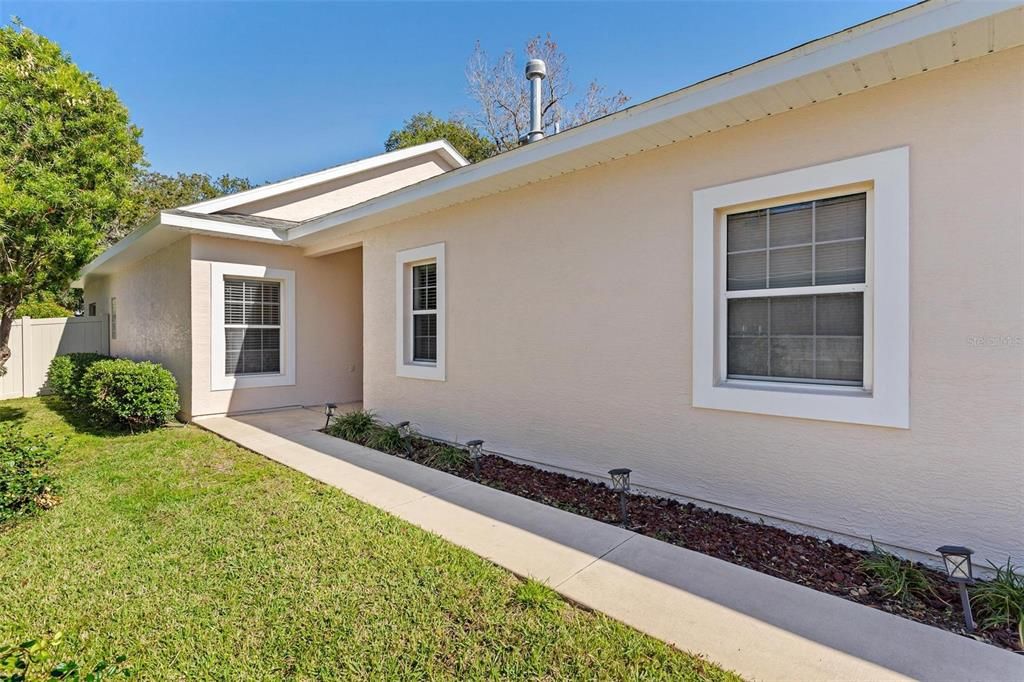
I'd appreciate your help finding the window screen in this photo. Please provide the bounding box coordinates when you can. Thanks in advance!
[411,263,437,363]
[224,278,282,376]
[726,193,866,385]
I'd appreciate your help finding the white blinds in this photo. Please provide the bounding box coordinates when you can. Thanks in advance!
[224,278,282,376]
[727,193,866,291]
[725,193,866,385]
[411,263,437,362]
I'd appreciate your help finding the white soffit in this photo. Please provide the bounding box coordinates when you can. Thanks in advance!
[292,0,1023,255]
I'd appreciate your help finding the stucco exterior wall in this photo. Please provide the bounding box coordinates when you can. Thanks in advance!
[189,237,362,417]
[225,155,452,222]
[82,237,194,417]
[359,48,1024,566]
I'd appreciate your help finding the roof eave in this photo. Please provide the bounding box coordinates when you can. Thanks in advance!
[290,0,1022,254]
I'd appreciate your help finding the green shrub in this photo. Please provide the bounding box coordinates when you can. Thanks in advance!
[420,443,468,471]
[972,558,1024,648]
[860,541,932,603]
[47,353,109,407]
[13,300,74,319]
[82,359,179,430]
[0,424,61,526]
[326,410,378,442]
[363,424,406,454]
[0,632,130,681]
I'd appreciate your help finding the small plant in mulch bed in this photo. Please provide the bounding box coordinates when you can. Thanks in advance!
[971,558,1024,650]
[860,540,934,604]
[324,421,1024,652]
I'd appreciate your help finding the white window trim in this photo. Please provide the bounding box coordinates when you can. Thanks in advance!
[692,147,909,428]
[210,262,296,391]
[396,243,445,381]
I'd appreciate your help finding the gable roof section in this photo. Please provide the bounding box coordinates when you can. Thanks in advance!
[181,140,468,215]
[75,141,467,283]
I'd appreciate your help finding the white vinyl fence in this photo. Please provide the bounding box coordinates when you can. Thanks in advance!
[0,316,110,400]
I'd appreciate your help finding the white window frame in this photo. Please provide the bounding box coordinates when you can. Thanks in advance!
[692,147,909,428]
[210,262,296,391]
[109,297,117,340]
[396,243,445,381]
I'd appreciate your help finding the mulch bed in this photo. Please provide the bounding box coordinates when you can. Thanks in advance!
[340,430,1022,653]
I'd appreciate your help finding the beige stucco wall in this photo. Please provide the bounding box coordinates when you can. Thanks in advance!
[82,237,194,417]
[359,47,1024,566]
[226,155,452,222]
[189,236,362,417]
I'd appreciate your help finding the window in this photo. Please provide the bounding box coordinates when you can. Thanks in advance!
[110,298,117,340]
[88,302,96,317]
[224,278,281,376]
[210,263,295,391]
[396,243,445,380]
[726,193,866,386]
[692,147,909,428]
[411,263,437,363]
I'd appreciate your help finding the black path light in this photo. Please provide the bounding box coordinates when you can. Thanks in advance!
[466,440,484,480]
[323,403,337,430]
[608,468,632,527]
[937,545,975,632]
[396,421,413,457]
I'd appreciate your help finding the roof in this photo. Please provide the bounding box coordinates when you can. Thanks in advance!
[180,140,468,215]
[77,0,1024,281]
[163,209,299,230]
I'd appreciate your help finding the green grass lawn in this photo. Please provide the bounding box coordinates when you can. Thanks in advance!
[0,397,738,680]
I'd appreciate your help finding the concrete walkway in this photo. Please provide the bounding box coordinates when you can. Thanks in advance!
[196,408,1023,682]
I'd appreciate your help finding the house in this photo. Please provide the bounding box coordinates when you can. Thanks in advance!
[75,0,1024,569]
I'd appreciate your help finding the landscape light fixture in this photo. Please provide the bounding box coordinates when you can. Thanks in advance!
[396,421,413,457]
[466,440,484,480]
[936,545,975,632]
[608,468,632,527]
[323,403,337,430]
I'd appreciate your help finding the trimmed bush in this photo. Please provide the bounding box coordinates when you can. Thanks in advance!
[46,353,109,407]
[14,299,74,318]
[0,423,62,526]
[82,359,179,430]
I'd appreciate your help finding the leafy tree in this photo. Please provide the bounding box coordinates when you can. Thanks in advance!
[385,112,495,163]
[467,34,629,152]
[0,21,143,373]
[108,170,255,243]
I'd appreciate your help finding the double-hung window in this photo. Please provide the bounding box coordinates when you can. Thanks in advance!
[210,263,295,391]
[224,278,282,376]
[692,147,909,428]
[726,193,867,386]
[396,243,445,380]
[411,263,438,363]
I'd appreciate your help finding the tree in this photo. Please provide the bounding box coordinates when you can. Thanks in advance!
[0,21,144,374]
[108,171,255,243]
[467,34,629,153]
[385,112,495,163]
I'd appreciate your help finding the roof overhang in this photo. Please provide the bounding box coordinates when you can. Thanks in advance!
[72,210,292,287]
[179,140,469,215]
[290,0,1023,256]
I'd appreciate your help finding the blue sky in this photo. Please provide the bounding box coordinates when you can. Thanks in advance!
[5,1,911,183]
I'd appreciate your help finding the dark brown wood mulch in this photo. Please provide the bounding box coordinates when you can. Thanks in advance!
[362,433,1022,653]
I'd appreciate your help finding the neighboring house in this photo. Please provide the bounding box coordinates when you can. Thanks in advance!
[76,1,1023,569]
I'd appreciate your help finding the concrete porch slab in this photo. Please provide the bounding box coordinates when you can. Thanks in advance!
[195,409,1024,682]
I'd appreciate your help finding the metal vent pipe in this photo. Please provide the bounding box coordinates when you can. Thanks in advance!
[525,59,547,143]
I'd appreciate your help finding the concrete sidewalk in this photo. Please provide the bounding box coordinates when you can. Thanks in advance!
[196,408,1023,682]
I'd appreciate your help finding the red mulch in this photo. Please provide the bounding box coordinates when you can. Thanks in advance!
[374,433,1021,653]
